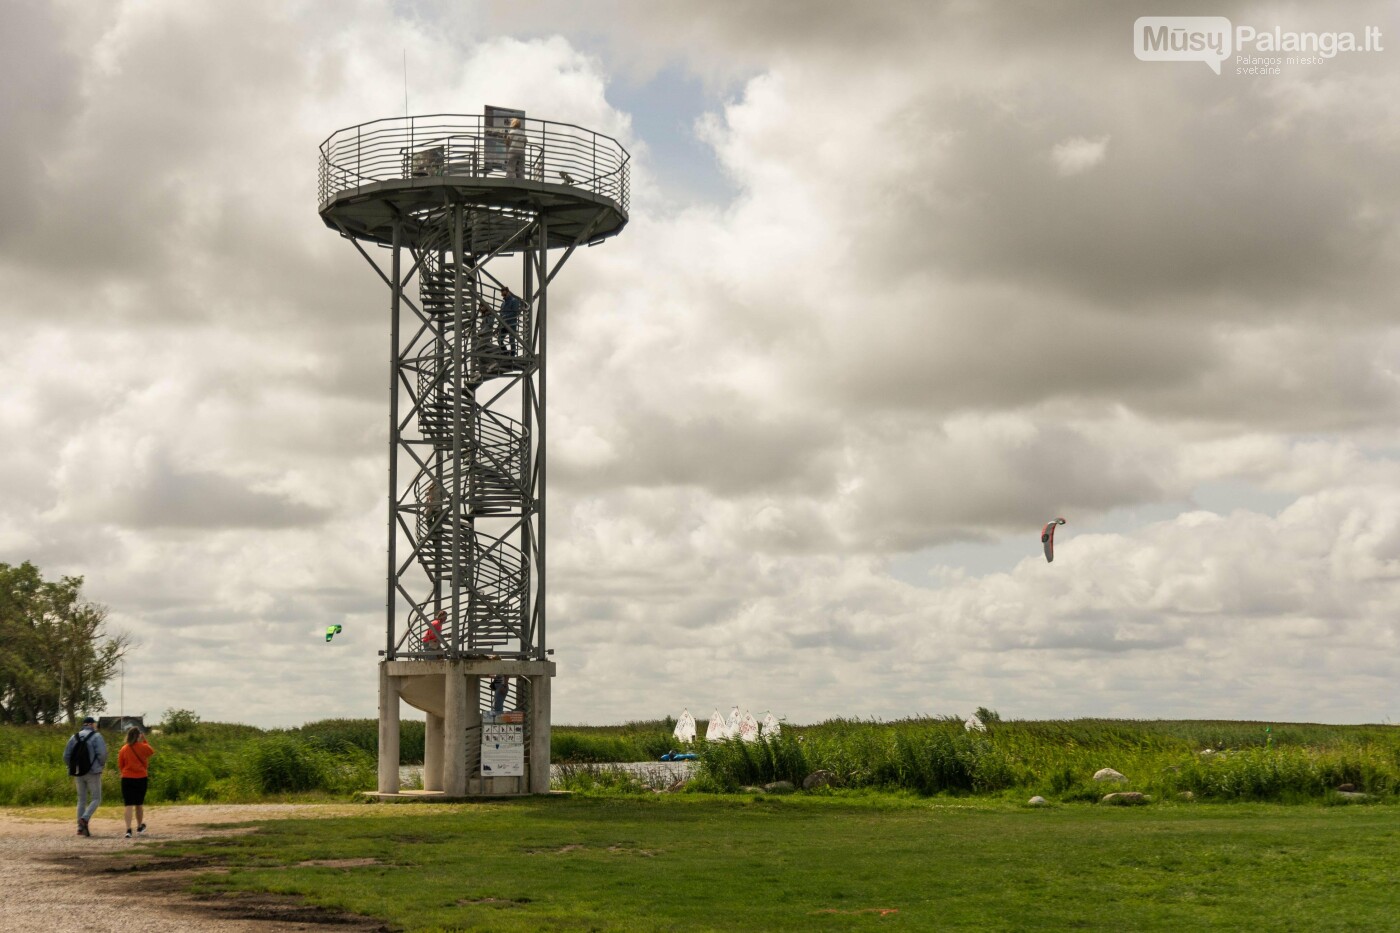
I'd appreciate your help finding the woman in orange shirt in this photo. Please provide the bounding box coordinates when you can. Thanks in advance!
[117,727,155,839]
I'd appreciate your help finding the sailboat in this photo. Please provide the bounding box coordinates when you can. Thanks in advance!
[706,708,730,742]
[738,710,760,743]
[672,708,696,744]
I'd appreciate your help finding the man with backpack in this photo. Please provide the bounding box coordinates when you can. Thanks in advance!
[63,716,108,837]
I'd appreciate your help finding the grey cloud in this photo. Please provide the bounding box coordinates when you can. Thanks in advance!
[888,84,1397,312]
[0,1,85,251]
[554,404,842,496]
[815,290,1216,415]
[95,454,331,530]
[838,421,1172,551]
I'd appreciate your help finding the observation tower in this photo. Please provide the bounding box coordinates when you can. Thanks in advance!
[317,111,629,795]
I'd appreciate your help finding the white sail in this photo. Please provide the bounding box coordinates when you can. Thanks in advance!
[738,709,760,743]
[964,714,987,733]
[706,708,729,741]
[761,711,781,737]
[673,709,696,744]
[726,705,741,737]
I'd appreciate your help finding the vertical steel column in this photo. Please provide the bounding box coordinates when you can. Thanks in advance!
[520,226,535,648]
[535,213,548,658]
[386,221,402,659]
[432,242,446,625]
[450,205,466,656]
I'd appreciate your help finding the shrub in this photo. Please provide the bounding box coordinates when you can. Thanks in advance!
[293,718,425,764]
[240,736,327,794]
[0,762,72,806]
[696,734,810,791]
[148,751,216,802]
[162,708,201,735]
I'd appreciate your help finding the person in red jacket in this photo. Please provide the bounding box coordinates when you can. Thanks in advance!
[422,610,446,654]
[117,727,155,839]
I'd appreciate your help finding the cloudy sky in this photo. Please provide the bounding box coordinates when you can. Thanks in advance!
[3,0,1397,727]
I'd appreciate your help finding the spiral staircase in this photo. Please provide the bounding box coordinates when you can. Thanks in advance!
[401,240,535,657]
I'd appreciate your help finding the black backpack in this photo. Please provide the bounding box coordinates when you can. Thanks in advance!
[68,731,94,777]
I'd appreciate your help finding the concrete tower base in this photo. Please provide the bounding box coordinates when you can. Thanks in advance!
[377,658,556,797]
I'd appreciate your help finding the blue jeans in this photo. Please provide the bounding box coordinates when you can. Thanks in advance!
[499,312,519,354]
[76,772,102,821]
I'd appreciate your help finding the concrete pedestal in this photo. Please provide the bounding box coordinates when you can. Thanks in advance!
[377,665,400,794]
[422,713,443,791]
[377,658,556,797]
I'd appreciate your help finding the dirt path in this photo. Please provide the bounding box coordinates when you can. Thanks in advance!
[0,804,387,932]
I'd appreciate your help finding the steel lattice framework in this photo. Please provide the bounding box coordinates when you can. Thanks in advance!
[318,114,629,665]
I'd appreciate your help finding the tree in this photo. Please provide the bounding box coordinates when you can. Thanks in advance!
[0,562,130,725]
[162,708,201,734]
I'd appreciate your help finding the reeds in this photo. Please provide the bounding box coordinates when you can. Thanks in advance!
[692,717,1400,802]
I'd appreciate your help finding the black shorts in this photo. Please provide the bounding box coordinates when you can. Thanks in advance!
[120,777,148,806]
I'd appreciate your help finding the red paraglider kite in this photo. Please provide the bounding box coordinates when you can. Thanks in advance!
[1041,518,1066,562]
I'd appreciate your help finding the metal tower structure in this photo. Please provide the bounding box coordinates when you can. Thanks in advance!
[317,112,628,795]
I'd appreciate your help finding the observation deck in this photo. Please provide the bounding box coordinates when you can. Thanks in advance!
[317,114,630,249]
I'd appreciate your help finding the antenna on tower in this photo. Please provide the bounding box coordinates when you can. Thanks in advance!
[403,49,408,118]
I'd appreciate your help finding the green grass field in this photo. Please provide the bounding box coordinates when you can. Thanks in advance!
[144,795,1399,932]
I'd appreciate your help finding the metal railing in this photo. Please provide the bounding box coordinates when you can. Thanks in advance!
[319,114,630,212]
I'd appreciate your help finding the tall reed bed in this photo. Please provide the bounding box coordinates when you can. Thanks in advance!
[693,717,1400,802]
[5,718,1395,805]
[552,719,677,763]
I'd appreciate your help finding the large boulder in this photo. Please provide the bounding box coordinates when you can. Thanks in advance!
[1027,795,1050,807]
[1093,768,1128,783]
[802,770,836,790]
[1101,792,1149,806]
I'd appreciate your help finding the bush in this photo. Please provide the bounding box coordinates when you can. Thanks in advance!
[148,751,216,802]
[294,718,425,764]
[238,735,376,796]
[241,736,325,794]
[697,734,810,791]
[0,761,72,806]
[162,708,201,735]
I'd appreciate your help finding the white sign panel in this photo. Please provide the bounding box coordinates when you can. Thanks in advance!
[481,722,525,777]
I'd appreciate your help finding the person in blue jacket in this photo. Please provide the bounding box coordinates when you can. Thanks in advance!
[63,716,108,837]
[498,287,525,354]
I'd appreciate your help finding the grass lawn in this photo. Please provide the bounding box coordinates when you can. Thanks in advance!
[145,794,1399,932]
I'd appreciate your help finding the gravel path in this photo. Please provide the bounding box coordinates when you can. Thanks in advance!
[0,804,380,932]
